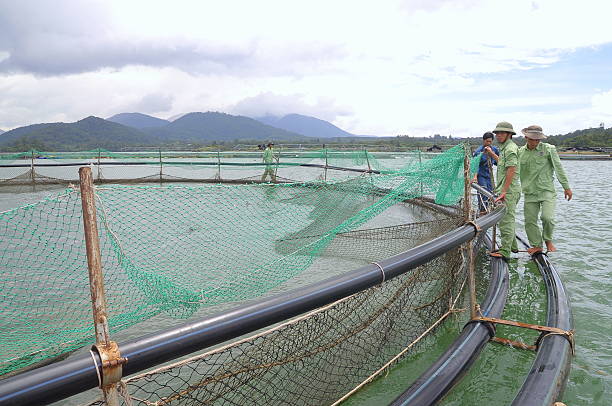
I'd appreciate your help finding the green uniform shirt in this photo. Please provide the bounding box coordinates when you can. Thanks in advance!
[263,147,274,164]
[518,142,570,200]
[495,138,520,195]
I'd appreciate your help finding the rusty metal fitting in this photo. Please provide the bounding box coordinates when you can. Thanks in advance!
[91,341,128,388]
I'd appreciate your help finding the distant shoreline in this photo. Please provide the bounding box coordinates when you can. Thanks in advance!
[558,153,612,160]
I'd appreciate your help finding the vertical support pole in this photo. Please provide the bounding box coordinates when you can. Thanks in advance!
[159,148,163,182]
[79,167,121,406]
[418,150,423,196]
[324,147,328,182]
[463,142,478,320]
[217,149,222,180]
[30,150,35,183]
[274,145,281,182]
[97,148,101,181]
[487,155,497,249]
[365,148,371,172]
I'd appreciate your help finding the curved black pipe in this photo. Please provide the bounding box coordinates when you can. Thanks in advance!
[0,208,504,406]
[390,234,509,406]
[511,253,573,406]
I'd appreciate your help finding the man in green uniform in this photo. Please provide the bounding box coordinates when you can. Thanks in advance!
[487,121,520,259]
[518,125,572,254]
[261,142,277,182]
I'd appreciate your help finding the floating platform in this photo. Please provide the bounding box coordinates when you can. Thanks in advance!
[558,154,611,160]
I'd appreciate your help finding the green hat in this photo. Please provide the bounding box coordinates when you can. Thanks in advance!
[492,121,516,135]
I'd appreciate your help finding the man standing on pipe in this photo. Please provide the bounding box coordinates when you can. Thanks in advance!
[472,131,499,214]
[261,142,277,182]
[518,125,572,254]
[487,121,520,259]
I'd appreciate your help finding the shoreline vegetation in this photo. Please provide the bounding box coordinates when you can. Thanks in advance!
[0,113,610,153]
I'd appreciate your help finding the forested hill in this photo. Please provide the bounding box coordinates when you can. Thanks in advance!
[142,112,306,142]
[0,117,153,151]
[255,114,362,138]
[546,126,612,147]
[0,112,311,151]
[107,112,170,129]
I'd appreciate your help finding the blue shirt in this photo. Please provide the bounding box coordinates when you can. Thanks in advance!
[473,145,499,180]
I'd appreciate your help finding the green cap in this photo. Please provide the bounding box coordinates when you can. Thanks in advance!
[493,121,516,135]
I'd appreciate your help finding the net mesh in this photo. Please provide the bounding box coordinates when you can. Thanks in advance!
[1,148,449,185]
[0,145,480,380]
[82,243,470,406]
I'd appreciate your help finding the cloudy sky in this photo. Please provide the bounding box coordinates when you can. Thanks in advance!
[1,0,611,136]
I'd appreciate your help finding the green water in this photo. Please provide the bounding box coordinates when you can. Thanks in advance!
[345,160,611,405]
[1,160,609,405]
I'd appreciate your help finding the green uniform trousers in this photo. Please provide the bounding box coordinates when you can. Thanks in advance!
[524,195,556,249]
[499,191,520,257]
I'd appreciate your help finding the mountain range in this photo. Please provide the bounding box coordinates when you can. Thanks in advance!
[254,114,361,138]
[0,112,359,151]
[107,112,170,129]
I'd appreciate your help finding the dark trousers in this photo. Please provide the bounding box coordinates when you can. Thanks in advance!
[476,175,493,212]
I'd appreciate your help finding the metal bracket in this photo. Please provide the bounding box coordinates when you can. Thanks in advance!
[91,341,128,388]
[473,316,575,355]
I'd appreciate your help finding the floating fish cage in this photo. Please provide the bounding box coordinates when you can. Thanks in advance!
[0,146,572,406]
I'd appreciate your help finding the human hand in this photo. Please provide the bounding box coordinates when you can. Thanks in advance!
[494,192,506,203]
[564,189,573,201]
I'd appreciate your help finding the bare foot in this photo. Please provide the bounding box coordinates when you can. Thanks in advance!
[527,247,543,255]
[545,241,557,252]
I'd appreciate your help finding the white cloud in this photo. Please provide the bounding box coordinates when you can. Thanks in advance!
[592,89,612,114]
[0,0,611,135]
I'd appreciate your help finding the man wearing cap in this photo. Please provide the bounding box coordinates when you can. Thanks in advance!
[261,142,277,182]
[519,125,572,254]
[472,132,499,213]
[487,121,520,259]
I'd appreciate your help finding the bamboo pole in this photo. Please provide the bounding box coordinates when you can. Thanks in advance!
[79,167,121,406]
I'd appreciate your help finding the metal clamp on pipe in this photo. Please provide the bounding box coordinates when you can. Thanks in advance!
[91,341,128,388]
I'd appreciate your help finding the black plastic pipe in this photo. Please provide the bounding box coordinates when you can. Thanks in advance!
[511,253,573,406]
[0,161,380,174]
[0,207,504,406]
[390,235,509,406]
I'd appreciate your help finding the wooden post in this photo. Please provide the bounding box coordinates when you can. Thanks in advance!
[274,145,281,182]
[30,150,35,183]
[97,148,101,181]
[324,148,328,182]
[487,154,497,249]
[418,150,423,196]
[159,148,163,182]
[463,143,478,319]
[365,148,371,172]
[79,167,121,406]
